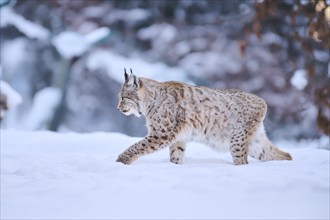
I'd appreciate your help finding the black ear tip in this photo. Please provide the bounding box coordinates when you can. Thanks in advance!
[124,68,129,81]
[130,68,133,74]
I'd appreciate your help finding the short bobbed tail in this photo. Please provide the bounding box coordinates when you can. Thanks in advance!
[248,126,292,161]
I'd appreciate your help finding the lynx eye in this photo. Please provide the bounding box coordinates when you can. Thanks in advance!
[122,97,133,101]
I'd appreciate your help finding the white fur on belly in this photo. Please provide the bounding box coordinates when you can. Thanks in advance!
[177,128,231,152]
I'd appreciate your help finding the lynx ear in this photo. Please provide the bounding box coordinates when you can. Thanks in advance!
[133,75,140,88]
[130,69,140,88]
[124,68,129,83]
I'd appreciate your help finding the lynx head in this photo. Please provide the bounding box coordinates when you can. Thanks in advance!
[117,68,142,117]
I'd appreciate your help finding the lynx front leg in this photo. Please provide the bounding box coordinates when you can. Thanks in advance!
[116,135,175,165]
[169,142,186,164]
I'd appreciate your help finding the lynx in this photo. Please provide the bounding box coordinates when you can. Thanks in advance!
[116,69,292,165]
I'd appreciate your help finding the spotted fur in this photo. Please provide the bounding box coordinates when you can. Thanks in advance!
[116,71,292,165]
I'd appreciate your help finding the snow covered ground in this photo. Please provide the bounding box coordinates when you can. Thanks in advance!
[1,130,329,219]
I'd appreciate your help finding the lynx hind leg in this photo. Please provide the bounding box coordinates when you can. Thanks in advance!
[229,130,250,165]
[169,142,186,164]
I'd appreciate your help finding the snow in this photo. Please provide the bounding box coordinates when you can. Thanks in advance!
[83,5,110,19]
[179,51,243,77]
[0,81,22,108]
[290,69,308,90]
[84,27,110,45]
[174,41,191,57]
[22,87,61,130]
[138,23,177,42]
[313,50,329,62]
[0,7,50,41]
[125,8,151,23]
[52,27,110,59]
[52,32,89,59]
[263,32,286,47]
[1,130,329,219]
[106,8,150,26]
[86,50,190,84]
[1,38,30,71]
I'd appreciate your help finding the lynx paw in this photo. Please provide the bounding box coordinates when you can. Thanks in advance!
[233,158,248,165]
[170,157,183,164]
[116,154,134,165]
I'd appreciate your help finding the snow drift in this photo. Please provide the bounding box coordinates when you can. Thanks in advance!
[1,130,329,219]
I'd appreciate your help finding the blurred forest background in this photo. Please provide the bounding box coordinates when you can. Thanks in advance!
[0,0,329,141]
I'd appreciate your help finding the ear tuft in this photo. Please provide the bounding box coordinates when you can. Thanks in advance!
[124,68,128,82]
[133,75,140,88]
